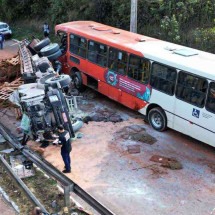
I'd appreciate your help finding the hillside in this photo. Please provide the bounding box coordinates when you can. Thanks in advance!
[1,0,215,53]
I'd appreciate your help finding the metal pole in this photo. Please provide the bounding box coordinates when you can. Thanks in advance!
[0,155,48,214]
[64,185,72,207]
[130,0,138,33]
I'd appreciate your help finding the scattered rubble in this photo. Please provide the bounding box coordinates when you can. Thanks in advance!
[83,108,124,123]
[0,78,23,106]
[0,55,20,83]
[114,124,157,144]
[127,145,140,154]
[150,155,183,170]
[0,55,22,108]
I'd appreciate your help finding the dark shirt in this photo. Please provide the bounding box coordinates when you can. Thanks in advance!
[0,34,4,42]
[58,131,72,152]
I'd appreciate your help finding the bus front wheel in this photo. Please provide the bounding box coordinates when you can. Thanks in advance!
[73,72,86,92]
[148,107,167,131]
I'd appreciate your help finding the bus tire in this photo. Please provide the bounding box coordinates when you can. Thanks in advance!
[40,43,60,56]
[148,107,167,131]
[73,72,86,92]
[34,38,51,52]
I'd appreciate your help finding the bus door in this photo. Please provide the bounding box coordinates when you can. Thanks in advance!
[57,31,70,74]
[173,72,213,144]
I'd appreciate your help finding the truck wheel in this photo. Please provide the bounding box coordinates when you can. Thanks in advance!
[45,74,71,88]
[40,43,60,56]
[39,74,55,84]
[73,72,86,92]
[34,38,51,52]
[46,49,62,61]
[148,107,167,131]
[38,61,51,73]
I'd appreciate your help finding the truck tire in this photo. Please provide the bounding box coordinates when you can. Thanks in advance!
[34,38,51,52]
[72,72,86,92]
[39,74,55,84]
[46,49,62,61]
[40,43,60,56]
[38,61,51,73]
[148,107,167,131]
[45,74,71,88]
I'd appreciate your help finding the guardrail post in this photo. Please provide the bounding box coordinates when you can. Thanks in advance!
[64,184,74,207]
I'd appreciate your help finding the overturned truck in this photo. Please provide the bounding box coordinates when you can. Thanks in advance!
[11,38,83,144]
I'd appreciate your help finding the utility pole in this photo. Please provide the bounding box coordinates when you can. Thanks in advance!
[130,0,138,33]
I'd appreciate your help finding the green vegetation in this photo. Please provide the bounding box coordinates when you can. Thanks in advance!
[10,20,57,42]
[0,0,215,53]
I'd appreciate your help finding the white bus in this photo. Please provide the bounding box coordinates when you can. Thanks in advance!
[139,41,215,147]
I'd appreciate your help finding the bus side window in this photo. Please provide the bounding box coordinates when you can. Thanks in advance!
[88,41,107,67]
[206,82,215,113]
[70,34,87,58]
[108,48,127,75]
[150,63,176,95]
[176,71,207,108]
[128,55,150,83]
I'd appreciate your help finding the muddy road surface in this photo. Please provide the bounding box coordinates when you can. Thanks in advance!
[28,92,215,215]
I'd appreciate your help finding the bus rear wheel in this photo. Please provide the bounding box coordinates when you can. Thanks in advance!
[148,107,167,131]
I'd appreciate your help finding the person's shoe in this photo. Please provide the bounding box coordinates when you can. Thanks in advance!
[62,169,71,173]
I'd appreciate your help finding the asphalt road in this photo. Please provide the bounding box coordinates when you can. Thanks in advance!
[0,39,19,61]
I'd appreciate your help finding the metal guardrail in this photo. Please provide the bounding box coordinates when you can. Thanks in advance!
[0,123,115,215]
[0,155,48,214]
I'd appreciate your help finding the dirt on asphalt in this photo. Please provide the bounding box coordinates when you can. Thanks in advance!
[24,90,215,215]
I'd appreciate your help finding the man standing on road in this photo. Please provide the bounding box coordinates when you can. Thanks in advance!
[43,22,50,37]
[57,125,72,173]
[0,33,5,50]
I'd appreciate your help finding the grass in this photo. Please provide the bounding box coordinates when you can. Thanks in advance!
[0,161,35,214]
[10,19,57,42]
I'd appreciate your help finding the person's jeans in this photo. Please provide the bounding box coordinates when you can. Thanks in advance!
[0,42,3,50]
[61,150,71,171]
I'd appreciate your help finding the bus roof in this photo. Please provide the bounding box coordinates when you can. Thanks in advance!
[55,21,215,81]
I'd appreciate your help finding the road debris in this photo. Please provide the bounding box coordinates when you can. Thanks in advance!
[0,78,23,105]
[83,109,124,123]
[114,124,157,144]
[0,55,20,83]
[150,155,183,170]
[9,155,35,178]
[127,144,140,154]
